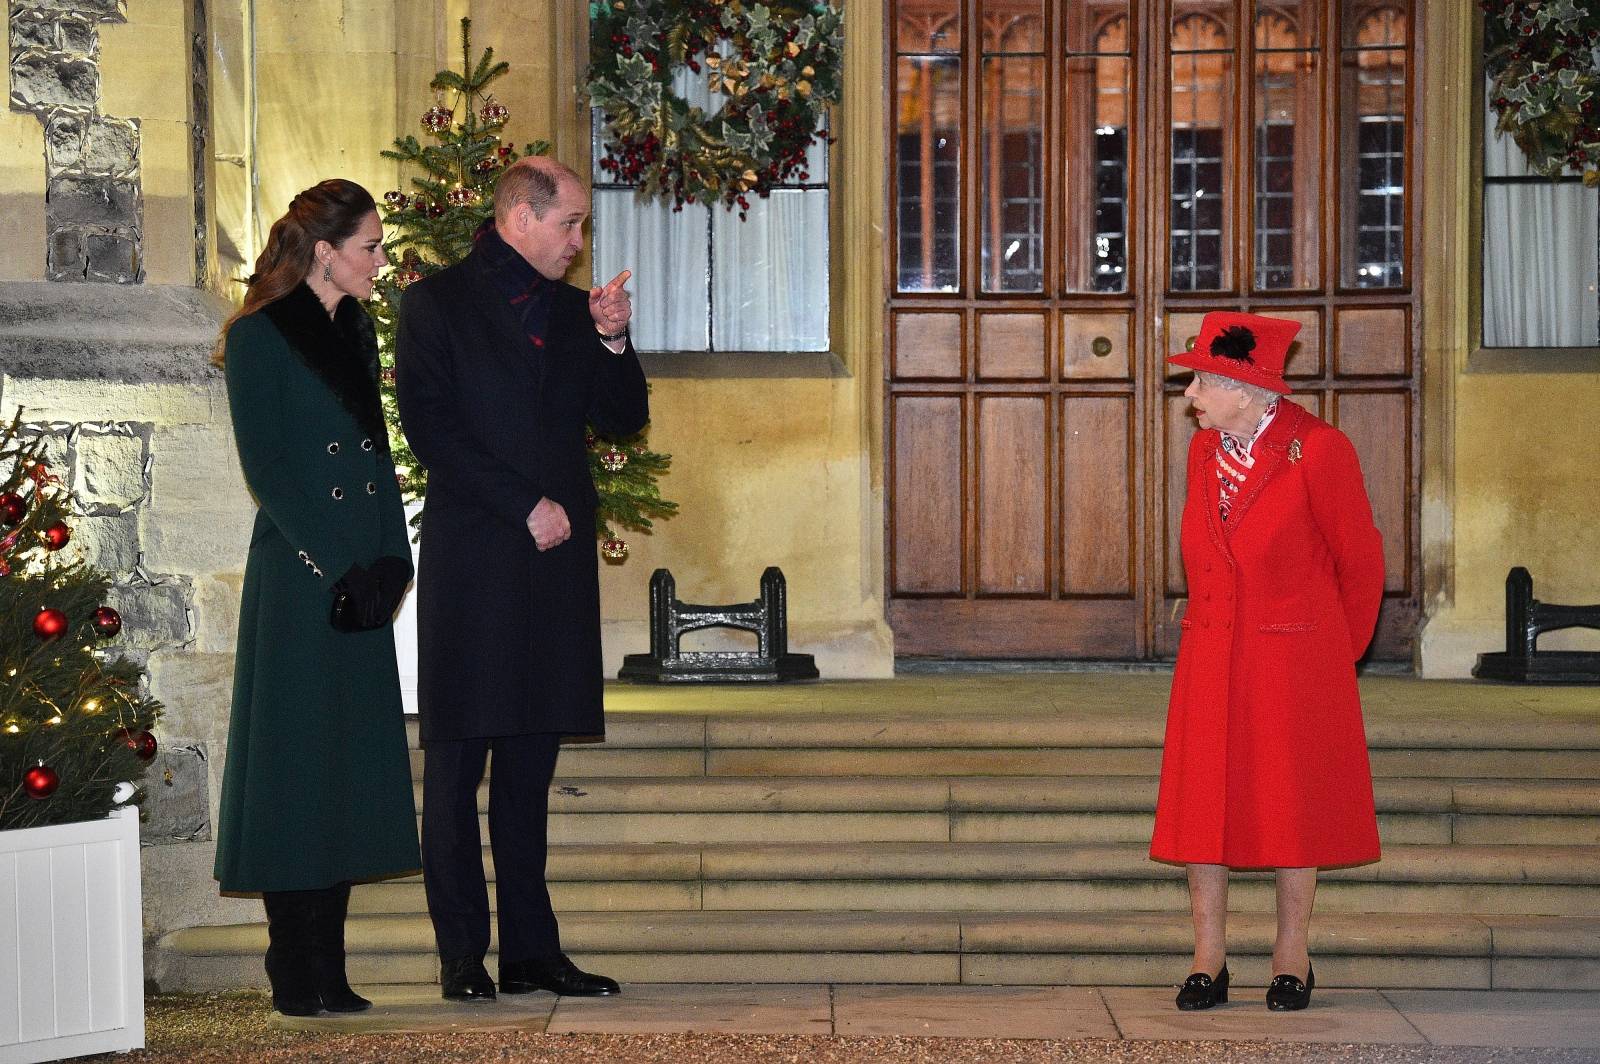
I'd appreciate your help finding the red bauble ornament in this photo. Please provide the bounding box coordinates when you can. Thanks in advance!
[92,605,122,639]
[445,185,477,207]
[117,727,158,762]
[0,492,25,526]
[479,98,509,125]
[395,268,424,289]
[33,607,68,640]
[600,447,629,473]
[23,763,59,800]
[42,521,70,550]
[422,104,453,133]
[601,537,629,560]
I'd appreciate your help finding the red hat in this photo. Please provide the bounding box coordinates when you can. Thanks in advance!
[1167,311,1301,395]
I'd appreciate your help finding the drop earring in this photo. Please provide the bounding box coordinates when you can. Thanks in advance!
[322,260,333,283]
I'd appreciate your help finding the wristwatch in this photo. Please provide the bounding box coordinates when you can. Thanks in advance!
[597,326,628,343]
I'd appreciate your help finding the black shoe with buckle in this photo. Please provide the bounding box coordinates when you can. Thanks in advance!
[440,956,497,1002]
[1266,963,1315,1011]
[500,954,620,997]
[1175,965,1229,1010]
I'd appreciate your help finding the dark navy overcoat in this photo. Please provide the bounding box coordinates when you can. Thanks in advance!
[394,249,648,743]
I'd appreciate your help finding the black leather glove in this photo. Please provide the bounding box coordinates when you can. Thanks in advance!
[330,562,387,631]
[368,555,413,619]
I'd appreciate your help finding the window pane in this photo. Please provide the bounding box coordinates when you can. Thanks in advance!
[1340,4,1407,288]
[711,190,830,351]
[1064,11,1130,294]
[1254,43,1319,290]
[1483,186,1600,348]
[982,56,1044,292]
[898,3,961,53]
[981,0,1044,51]
[897,55,962,292]
[1170,9,1233,292]
[592,190,709,352]
[1480,77,1598,347]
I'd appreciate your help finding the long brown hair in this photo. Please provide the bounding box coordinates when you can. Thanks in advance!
[212,179,377,365]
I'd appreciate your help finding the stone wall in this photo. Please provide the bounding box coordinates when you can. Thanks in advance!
[0,279,263,945]
[8,0,143,282]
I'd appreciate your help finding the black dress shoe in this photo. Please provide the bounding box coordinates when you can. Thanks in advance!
[1266,963,1314,1011]
[1175,965,1229,1010]
[440,956,497,1002]
[500,954,620,997]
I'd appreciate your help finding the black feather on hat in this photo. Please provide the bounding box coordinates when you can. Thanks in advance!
[1210,325,1256,363]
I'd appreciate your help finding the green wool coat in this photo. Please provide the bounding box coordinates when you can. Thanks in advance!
[213,288,421,893]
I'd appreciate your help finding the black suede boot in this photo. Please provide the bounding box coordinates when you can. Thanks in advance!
[312,883,372,1013]
[262,891,324,1017]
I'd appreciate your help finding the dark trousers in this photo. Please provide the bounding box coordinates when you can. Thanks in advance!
[421,732,562,964]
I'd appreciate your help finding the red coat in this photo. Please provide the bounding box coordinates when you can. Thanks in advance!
[1150,402,1385,869]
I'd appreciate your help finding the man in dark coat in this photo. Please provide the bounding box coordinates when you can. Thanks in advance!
[395,157,648,1001]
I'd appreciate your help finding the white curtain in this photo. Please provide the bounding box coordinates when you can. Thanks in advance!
[593,189,710,352]
[591,63,830,352]
[1482,84,1599,347]
[712,189,830,351]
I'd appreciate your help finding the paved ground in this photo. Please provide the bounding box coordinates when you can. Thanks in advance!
[121,984,1600,1062]
[263,983,1600,1051]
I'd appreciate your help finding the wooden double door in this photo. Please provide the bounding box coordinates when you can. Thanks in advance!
[885,0,1419,659]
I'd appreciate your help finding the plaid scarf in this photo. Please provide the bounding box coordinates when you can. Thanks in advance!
[474,218,554,349]
[1214,399,1279,523]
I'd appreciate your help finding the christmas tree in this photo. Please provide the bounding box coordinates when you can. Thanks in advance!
[0,415,162,831]
[374,18,677,557]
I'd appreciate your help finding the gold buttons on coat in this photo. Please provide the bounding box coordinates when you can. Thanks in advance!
[327,442,340,454]
[331,487,344,500]
[361,439,374,451]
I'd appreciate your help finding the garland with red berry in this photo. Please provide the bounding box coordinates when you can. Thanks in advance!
[1484,0,1600,183]
[587,0,843,215]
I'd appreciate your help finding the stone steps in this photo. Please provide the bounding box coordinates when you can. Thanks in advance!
[415,775,1600,847]
[150,689,1600,993]
[155,910,1600,991]
[345,842,1600,917]
[414,746,1600,780]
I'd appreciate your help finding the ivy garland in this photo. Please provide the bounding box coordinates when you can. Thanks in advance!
[1484,0,1600,183]
[587,0,844,216]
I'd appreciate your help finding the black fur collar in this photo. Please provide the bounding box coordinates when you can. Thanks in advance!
[262,283,388,449]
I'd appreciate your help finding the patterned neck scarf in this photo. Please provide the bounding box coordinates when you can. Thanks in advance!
[1214,399,1279,523]
[474,218,554,349]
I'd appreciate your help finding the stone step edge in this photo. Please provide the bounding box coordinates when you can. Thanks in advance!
[403,717,1600,752]
[158,910,1600,959]
[364,842,1600,886]
[412,776,1600,816]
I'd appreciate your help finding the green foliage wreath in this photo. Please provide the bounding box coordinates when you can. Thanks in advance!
[1484,0,1600,183]
[587,0,843,215]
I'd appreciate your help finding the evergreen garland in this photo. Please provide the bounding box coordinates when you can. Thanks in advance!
[1484,0,1600,182]
[587,0,843,215]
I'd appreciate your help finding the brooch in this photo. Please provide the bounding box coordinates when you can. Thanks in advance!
[1288,439,1302,463]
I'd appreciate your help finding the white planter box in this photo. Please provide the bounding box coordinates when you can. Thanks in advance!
[0,806,144,1064]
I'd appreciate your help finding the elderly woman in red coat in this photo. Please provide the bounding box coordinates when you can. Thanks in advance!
[1150,311,1385,1013]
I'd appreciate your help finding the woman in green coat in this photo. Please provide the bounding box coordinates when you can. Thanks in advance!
[213,179,420,1017]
